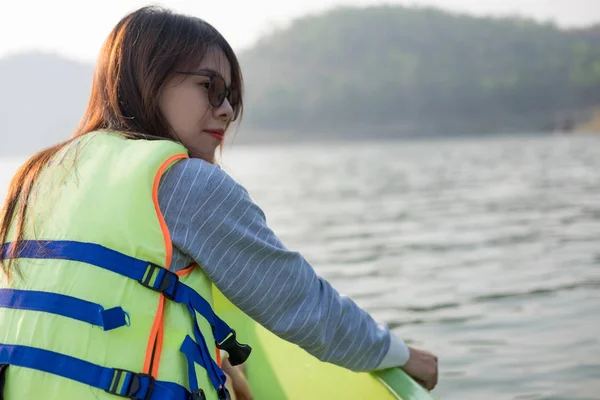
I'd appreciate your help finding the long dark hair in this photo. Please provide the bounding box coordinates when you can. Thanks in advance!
[0,6,244,279]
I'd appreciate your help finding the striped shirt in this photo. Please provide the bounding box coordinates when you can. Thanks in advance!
[158,157,409,372]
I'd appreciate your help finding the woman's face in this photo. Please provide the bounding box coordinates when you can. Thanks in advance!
[159,48,234,162]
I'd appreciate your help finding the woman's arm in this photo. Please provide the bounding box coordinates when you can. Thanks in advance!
[158,158,410,372]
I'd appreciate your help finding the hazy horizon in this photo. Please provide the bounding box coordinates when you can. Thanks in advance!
[1,0,599,63]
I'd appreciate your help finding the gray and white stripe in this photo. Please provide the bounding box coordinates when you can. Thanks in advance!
[157,158,391,372]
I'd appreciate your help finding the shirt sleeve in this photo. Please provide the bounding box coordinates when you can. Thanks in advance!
[157,158,409,372]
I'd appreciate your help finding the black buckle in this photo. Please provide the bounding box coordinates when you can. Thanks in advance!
[217,387,231,400]
[216,329,252,366]
[141,263,179,300]
[191,388,206,400]
[107,369,155,400]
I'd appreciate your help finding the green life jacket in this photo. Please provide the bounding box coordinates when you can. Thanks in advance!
[0,131,250,400]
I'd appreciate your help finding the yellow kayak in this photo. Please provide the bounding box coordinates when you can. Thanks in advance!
[213,288,438,400]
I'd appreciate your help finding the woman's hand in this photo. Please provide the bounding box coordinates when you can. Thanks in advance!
[222,357,253,400]
[400,346,439,391]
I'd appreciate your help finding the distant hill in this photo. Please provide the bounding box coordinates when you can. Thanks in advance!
[239,6,600,135]
[2,5,600,156]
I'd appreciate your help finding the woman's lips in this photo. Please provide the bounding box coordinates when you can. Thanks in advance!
[204,129,225,141]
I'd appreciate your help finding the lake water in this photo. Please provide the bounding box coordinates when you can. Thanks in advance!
[2,134,599,400]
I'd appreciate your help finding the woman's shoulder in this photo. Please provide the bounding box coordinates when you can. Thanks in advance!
[159,157,249,201]
[157,157,267,240]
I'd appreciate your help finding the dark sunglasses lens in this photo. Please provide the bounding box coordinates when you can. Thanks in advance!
[209,75,227,108]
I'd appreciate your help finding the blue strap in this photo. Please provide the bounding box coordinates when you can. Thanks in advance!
[1,241,149,282]
[174,282,231,343]
[1,241,232,341]
[180,336,201,393]
[1,240,237,390]
[0,289,129,331]
[0,343,190,400]
[180,336,230,400]
[182,301,227,392]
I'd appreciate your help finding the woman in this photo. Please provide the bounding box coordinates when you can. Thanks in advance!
[0,6,437,400]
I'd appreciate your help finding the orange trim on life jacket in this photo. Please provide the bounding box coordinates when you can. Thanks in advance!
[143,153,188,378]
[176,263,196,277]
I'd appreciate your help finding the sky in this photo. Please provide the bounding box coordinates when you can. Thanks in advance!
[1,0,599,63]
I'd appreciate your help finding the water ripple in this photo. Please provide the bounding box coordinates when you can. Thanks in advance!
[222,135,600,400]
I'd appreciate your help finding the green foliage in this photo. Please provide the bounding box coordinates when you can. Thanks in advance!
[239,6,600,133]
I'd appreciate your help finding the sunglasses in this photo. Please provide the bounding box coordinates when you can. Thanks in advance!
[177,70,240,121]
